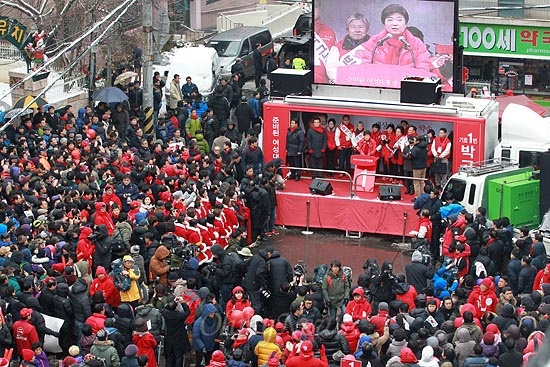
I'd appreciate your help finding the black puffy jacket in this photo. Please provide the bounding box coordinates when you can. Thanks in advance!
[267,251,293,292]
[70,278,91,323]
[115,303,135,348]
[317,329,349,364]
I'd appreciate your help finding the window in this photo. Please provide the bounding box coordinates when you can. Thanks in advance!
[519,150,541,169]
[206,40,240,57]
[468,184,477,205]
[443,178,467,202]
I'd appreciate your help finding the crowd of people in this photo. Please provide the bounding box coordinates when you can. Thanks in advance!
[0,63,547,367]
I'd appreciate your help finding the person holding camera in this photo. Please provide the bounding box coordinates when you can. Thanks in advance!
[162,299,191,367]
[371,261,400,303]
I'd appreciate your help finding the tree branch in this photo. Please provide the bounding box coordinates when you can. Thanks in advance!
[13,0,39,17]
[0,0,37,18]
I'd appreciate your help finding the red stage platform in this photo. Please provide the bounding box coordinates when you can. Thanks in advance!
[275,178,419,237]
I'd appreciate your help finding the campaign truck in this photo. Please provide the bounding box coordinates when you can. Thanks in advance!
[441,159,540,229]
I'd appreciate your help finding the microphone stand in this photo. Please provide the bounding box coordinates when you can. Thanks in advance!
[403,44,416,68]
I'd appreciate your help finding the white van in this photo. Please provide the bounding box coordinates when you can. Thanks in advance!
[167,45,221,101]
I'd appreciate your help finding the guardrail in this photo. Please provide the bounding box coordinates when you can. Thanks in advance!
[283,166,354,197]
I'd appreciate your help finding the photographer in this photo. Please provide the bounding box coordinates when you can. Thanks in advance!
[149,245,171,288]
[371,261,401,303]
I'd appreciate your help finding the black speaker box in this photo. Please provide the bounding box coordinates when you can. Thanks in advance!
[400,77,442,105]
[379,185,402,201]
[309,178,333,196]
[540,152,550,220]
[270,69,312,97]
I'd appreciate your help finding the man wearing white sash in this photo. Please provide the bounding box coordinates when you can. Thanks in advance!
[335,114,356,173]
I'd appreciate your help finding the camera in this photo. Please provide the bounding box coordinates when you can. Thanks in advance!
[294,263,306,278]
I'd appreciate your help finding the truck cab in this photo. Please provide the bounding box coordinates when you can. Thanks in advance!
[442,159,540,228]
[493,103,550,169]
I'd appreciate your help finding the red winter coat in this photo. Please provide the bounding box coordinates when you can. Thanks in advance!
[101,191,122,210]
[133,332,158,367]
[326,127,337,151]
[77,226,95,266]
[340,321,360,352]
[534,266,550,291]
[344,288,372,321]
[370,310,390,335]
[396,284,418,311]
[93,202,115,235]
[360,29,431,71]
[467,285,497,319]
[90,266,120,307]
[85,312,107,334]
[13,319,39,356]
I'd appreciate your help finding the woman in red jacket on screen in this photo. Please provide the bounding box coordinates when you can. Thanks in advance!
[360,4,431,71]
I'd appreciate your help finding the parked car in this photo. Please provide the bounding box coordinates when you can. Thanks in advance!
[293,12,312,36]
[206,26,273,80]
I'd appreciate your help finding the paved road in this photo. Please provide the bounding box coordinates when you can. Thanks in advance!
[263,227,410,281]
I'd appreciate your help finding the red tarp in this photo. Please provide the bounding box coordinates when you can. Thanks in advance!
[496,95,548,119]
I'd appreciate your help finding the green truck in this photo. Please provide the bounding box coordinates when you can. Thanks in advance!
[441,159,540,229]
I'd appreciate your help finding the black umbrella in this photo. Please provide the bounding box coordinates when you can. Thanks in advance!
[92,87,129,104]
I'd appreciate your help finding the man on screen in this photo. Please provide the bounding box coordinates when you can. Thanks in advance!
[313,1,336,83]
[359,4,430,71]
[325,13,371,84]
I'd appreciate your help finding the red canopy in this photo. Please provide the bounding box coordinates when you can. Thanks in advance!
[496,95,548,119]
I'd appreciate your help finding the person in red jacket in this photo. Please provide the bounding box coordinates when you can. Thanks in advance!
[344,287,372,321]
[226,286,251,328]
[467,278,497,319]
[370,302,391,335]
[285,340,329,367]
[356,131,377,156]
[76,226,95,268]
[132,319,158,367]
[90,266,120,308]
[93,202,115,236]
[325,119,338,175]
[13,308,39,358]
[335,114,355,173]
[533,263,550,291]
[85,303,107,333]
[100,184,122,210]
[340,313,360,353]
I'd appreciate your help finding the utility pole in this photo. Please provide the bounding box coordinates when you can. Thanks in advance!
[106,44,112,87]
[142,0,155,136]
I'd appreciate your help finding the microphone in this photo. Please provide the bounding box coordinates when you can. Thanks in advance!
[399,36,411,49]
[399,36,416,68]
[377,33,393,45]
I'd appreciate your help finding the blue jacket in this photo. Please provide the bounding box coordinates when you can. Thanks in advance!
[192,303,219,351]
[249,98,260,119]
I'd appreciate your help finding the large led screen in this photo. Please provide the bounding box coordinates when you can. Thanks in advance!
[314,0,456,92]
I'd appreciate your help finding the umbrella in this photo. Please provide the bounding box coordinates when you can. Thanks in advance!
[92,87,129,104]
[13,95,48,109]
[114,71,137,86]
[4,108,33,119]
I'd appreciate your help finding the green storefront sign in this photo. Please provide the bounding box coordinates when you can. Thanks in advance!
[460,23,550,59]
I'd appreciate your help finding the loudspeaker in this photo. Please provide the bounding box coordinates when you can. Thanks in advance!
[400,77,442,105]
[309,178,333,196]
[379,185,402,201]
[270,69,312,97]
[540,152,550,220]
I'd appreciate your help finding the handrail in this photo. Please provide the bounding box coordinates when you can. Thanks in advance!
[352,172,427,197]
[282,165,354,198]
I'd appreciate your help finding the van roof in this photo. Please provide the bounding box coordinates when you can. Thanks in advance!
[211,26,270,40]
